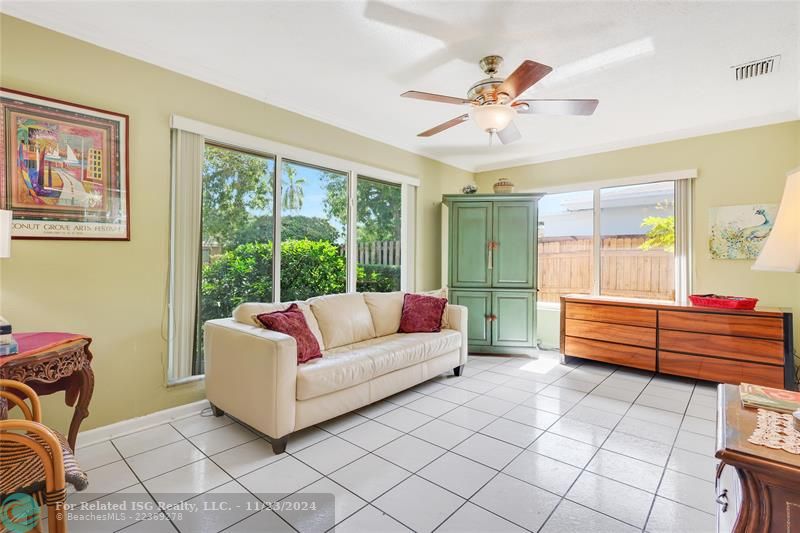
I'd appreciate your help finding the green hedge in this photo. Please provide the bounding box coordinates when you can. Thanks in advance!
[200,240,400,326]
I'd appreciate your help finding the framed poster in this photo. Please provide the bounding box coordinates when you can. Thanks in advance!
[0,88,129,240]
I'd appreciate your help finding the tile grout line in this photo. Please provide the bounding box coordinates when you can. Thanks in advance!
[641,382,717,528]
[77,354,714,533]
[531,365,661,532]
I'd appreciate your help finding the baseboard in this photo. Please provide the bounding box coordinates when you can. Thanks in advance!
[76,399,210,449]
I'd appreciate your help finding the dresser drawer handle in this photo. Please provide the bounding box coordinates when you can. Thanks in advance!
[716,489,729,512]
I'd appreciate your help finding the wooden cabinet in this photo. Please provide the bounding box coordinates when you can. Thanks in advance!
[560,295,795,389]
[449,290,492,346]
[444,194,542,355]
[716,384,800,532]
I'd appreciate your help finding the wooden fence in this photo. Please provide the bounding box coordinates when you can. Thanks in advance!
[356,240,401,266]
[538,235,675,302]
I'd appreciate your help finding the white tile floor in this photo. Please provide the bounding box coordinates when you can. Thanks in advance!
[70,352,719,532]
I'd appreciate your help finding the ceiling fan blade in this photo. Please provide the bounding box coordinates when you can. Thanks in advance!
[514,99,599,115]
[418,114,470,137]
[402,91,472,105]
[496,60,553,101]
[497,121,522,145]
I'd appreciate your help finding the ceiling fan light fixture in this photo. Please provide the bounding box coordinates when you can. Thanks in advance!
[470,104,516,133]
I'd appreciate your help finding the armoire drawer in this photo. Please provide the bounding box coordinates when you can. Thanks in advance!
[564,337,656,371]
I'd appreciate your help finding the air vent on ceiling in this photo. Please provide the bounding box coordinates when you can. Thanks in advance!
[732,55,780,80]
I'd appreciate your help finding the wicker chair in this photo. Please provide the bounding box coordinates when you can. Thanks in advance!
[0,379,88,533]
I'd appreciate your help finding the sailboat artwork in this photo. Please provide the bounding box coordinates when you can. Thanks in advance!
[709,204,778,260]
[1,88,129,240]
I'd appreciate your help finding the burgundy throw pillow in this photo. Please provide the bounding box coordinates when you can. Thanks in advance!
[255,303,322,364]
[398,293,448,333]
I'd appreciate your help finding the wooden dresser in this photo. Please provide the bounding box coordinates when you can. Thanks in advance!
[716,384,800,533]
[560,295,795,389]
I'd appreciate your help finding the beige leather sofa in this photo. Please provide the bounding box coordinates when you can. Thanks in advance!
[204,292,468,453]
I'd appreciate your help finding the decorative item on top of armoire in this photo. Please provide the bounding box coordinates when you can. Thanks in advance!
[462,184,478,194]
[492,178,515,194]
[0,88,130,240]
[443,193,543,356]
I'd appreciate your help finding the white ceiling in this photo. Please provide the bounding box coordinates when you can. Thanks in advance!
[3,1,799,172]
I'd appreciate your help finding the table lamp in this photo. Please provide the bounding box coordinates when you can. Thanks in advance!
[752,168,800,272]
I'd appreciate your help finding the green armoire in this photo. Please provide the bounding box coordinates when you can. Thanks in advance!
[443,193,543,355]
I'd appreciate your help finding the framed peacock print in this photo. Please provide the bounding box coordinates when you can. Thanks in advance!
[709,204,777,260]
[0,88,129,240]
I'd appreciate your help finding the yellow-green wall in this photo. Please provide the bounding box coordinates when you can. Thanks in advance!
[476,121,800,352]
[0,15,473,431]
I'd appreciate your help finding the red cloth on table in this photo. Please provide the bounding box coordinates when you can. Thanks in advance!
[1,332,90,364]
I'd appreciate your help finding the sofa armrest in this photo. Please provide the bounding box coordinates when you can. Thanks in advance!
[204,318,297,438]
[445,304,469,364]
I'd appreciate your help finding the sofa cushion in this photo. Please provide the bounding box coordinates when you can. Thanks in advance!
[364,290,450,335]
[399,293,448,333]
[363,291,404,337]
[232,301,325,350]
[296,330,461,400]
[308,293,376,349]
[255,304,322,364]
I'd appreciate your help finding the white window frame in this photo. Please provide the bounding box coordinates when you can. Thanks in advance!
[171,115,418,297]
[169,116,417,384]
[532,169,696,309]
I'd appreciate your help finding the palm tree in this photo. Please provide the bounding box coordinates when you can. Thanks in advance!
[282,165,305,212]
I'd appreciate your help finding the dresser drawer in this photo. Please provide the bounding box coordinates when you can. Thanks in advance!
[659,351,784,388]
[659,310,783,340]
[565,337,656,371]
[565,302,656,328]
[658,330,783,365]
[565,318,656,348]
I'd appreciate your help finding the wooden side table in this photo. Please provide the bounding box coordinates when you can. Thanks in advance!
[0,338,94,451]
[716,384,800,533]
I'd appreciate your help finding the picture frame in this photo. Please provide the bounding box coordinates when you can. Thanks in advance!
[708,204,777,260]
[0,87,130,240]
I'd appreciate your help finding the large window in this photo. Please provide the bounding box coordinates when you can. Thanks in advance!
[169,118,418,382]
[356,176,402,292]
[600,182,675,300]
[196,144,275,374]
[280,160,348,300]
[538,190,594,302]
[537,177,690,307]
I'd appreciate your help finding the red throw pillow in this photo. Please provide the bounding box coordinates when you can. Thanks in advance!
[255,303,322,364]
[398,293,448,333]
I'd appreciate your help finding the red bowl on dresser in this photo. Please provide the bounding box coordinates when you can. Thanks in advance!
[688,294,759,310]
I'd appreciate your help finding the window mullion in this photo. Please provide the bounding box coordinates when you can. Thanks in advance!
[592,188,601,296]
[346,171,357,293]
[273,156,282,303]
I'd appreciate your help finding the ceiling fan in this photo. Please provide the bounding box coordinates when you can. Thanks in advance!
[402,55,599,144]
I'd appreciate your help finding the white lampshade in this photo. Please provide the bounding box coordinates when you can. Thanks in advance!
[752,168,800,272]
[0,210,10,259]
[470,104,516,132]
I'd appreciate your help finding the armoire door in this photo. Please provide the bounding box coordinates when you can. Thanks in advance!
[449,290,492,346]
[491,201,536,289]
[492,291,535,347]
[449,202,492,288]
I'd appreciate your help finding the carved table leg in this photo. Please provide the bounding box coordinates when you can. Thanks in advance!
[67,364,94,451]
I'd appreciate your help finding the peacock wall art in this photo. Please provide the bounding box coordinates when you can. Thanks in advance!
[709,204,778,260]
